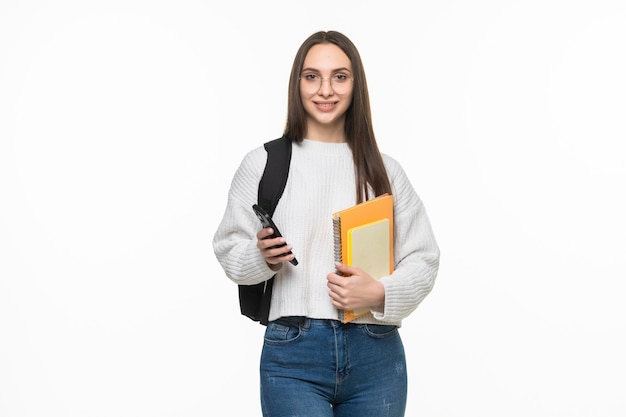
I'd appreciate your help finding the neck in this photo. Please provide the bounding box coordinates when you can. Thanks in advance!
[305,120,346,143]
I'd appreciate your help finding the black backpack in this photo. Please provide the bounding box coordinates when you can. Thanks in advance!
[238,136,292,325]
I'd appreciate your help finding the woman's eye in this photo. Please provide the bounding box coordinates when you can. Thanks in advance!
[303,74,319,81]
[334,74,348,81]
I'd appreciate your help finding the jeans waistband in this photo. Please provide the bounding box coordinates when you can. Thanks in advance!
[275,316,347,329]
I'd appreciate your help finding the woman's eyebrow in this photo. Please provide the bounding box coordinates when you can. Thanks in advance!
[301,66,352,73]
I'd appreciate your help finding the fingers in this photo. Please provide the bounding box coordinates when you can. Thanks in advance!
[256,227,275,241]
[326,265,383,310]
[333,262,360,277]
[256,228,295,266]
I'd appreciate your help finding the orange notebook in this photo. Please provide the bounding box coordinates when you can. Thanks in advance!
[332,194,394,323]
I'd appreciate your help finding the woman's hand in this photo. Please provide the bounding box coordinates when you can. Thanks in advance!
[326,263,385,311]
[256,227,296,271]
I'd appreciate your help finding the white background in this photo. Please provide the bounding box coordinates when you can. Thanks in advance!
[1,1,625,416]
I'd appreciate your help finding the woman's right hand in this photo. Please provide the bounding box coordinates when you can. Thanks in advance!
[256,227,295,271]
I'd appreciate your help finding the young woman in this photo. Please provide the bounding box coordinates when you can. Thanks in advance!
[213,30,440,417]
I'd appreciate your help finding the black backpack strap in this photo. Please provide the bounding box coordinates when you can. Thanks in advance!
[258,136,292,217]
[238,136,292,325]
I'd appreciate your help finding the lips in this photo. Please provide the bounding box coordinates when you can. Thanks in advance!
[314,101,337,111]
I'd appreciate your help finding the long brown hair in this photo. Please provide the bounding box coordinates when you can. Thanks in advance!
[283,31,392,204]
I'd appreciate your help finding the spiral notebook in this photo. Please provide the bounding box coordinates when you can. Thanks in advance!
[332,194,394,323]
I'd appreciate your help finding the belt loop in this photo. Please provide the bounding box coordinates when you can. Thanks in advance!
[301,317,312,330]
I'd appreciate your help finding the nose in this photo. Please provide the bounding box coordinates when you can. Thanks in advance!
[317,77,334,96]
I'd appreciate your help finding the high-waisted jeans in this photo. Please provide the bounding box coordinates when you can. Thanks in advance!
[260,316,407,417]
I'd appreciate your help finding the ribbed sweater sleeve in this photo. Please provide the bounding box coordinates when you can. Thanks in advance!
[371,155,440,323]
[212,146,277,286]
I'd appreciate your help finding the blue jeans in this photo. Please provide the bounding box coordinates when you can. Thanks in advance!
[260,317,407,417]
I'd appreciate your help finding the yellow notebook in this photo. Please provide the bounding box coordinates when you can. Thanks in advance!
[332,194,394,323]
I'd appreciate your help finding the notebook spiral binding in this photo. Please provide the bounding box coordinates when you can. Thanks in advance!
[332,216,345,321]
[332,217,343,266]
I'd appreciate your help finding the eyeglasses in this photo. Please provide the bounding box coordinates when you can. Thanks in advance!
[299,73,353,94]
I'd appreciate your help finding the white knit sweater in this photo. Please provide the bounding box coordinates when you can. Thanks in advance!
[213,139,439,325]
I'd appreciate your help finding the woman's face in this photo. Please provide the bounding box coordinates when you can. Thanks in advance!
[300,43,354,135]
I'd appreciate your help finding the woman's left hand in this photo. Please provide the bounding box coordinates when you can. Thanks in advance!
[326,263,385,311]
